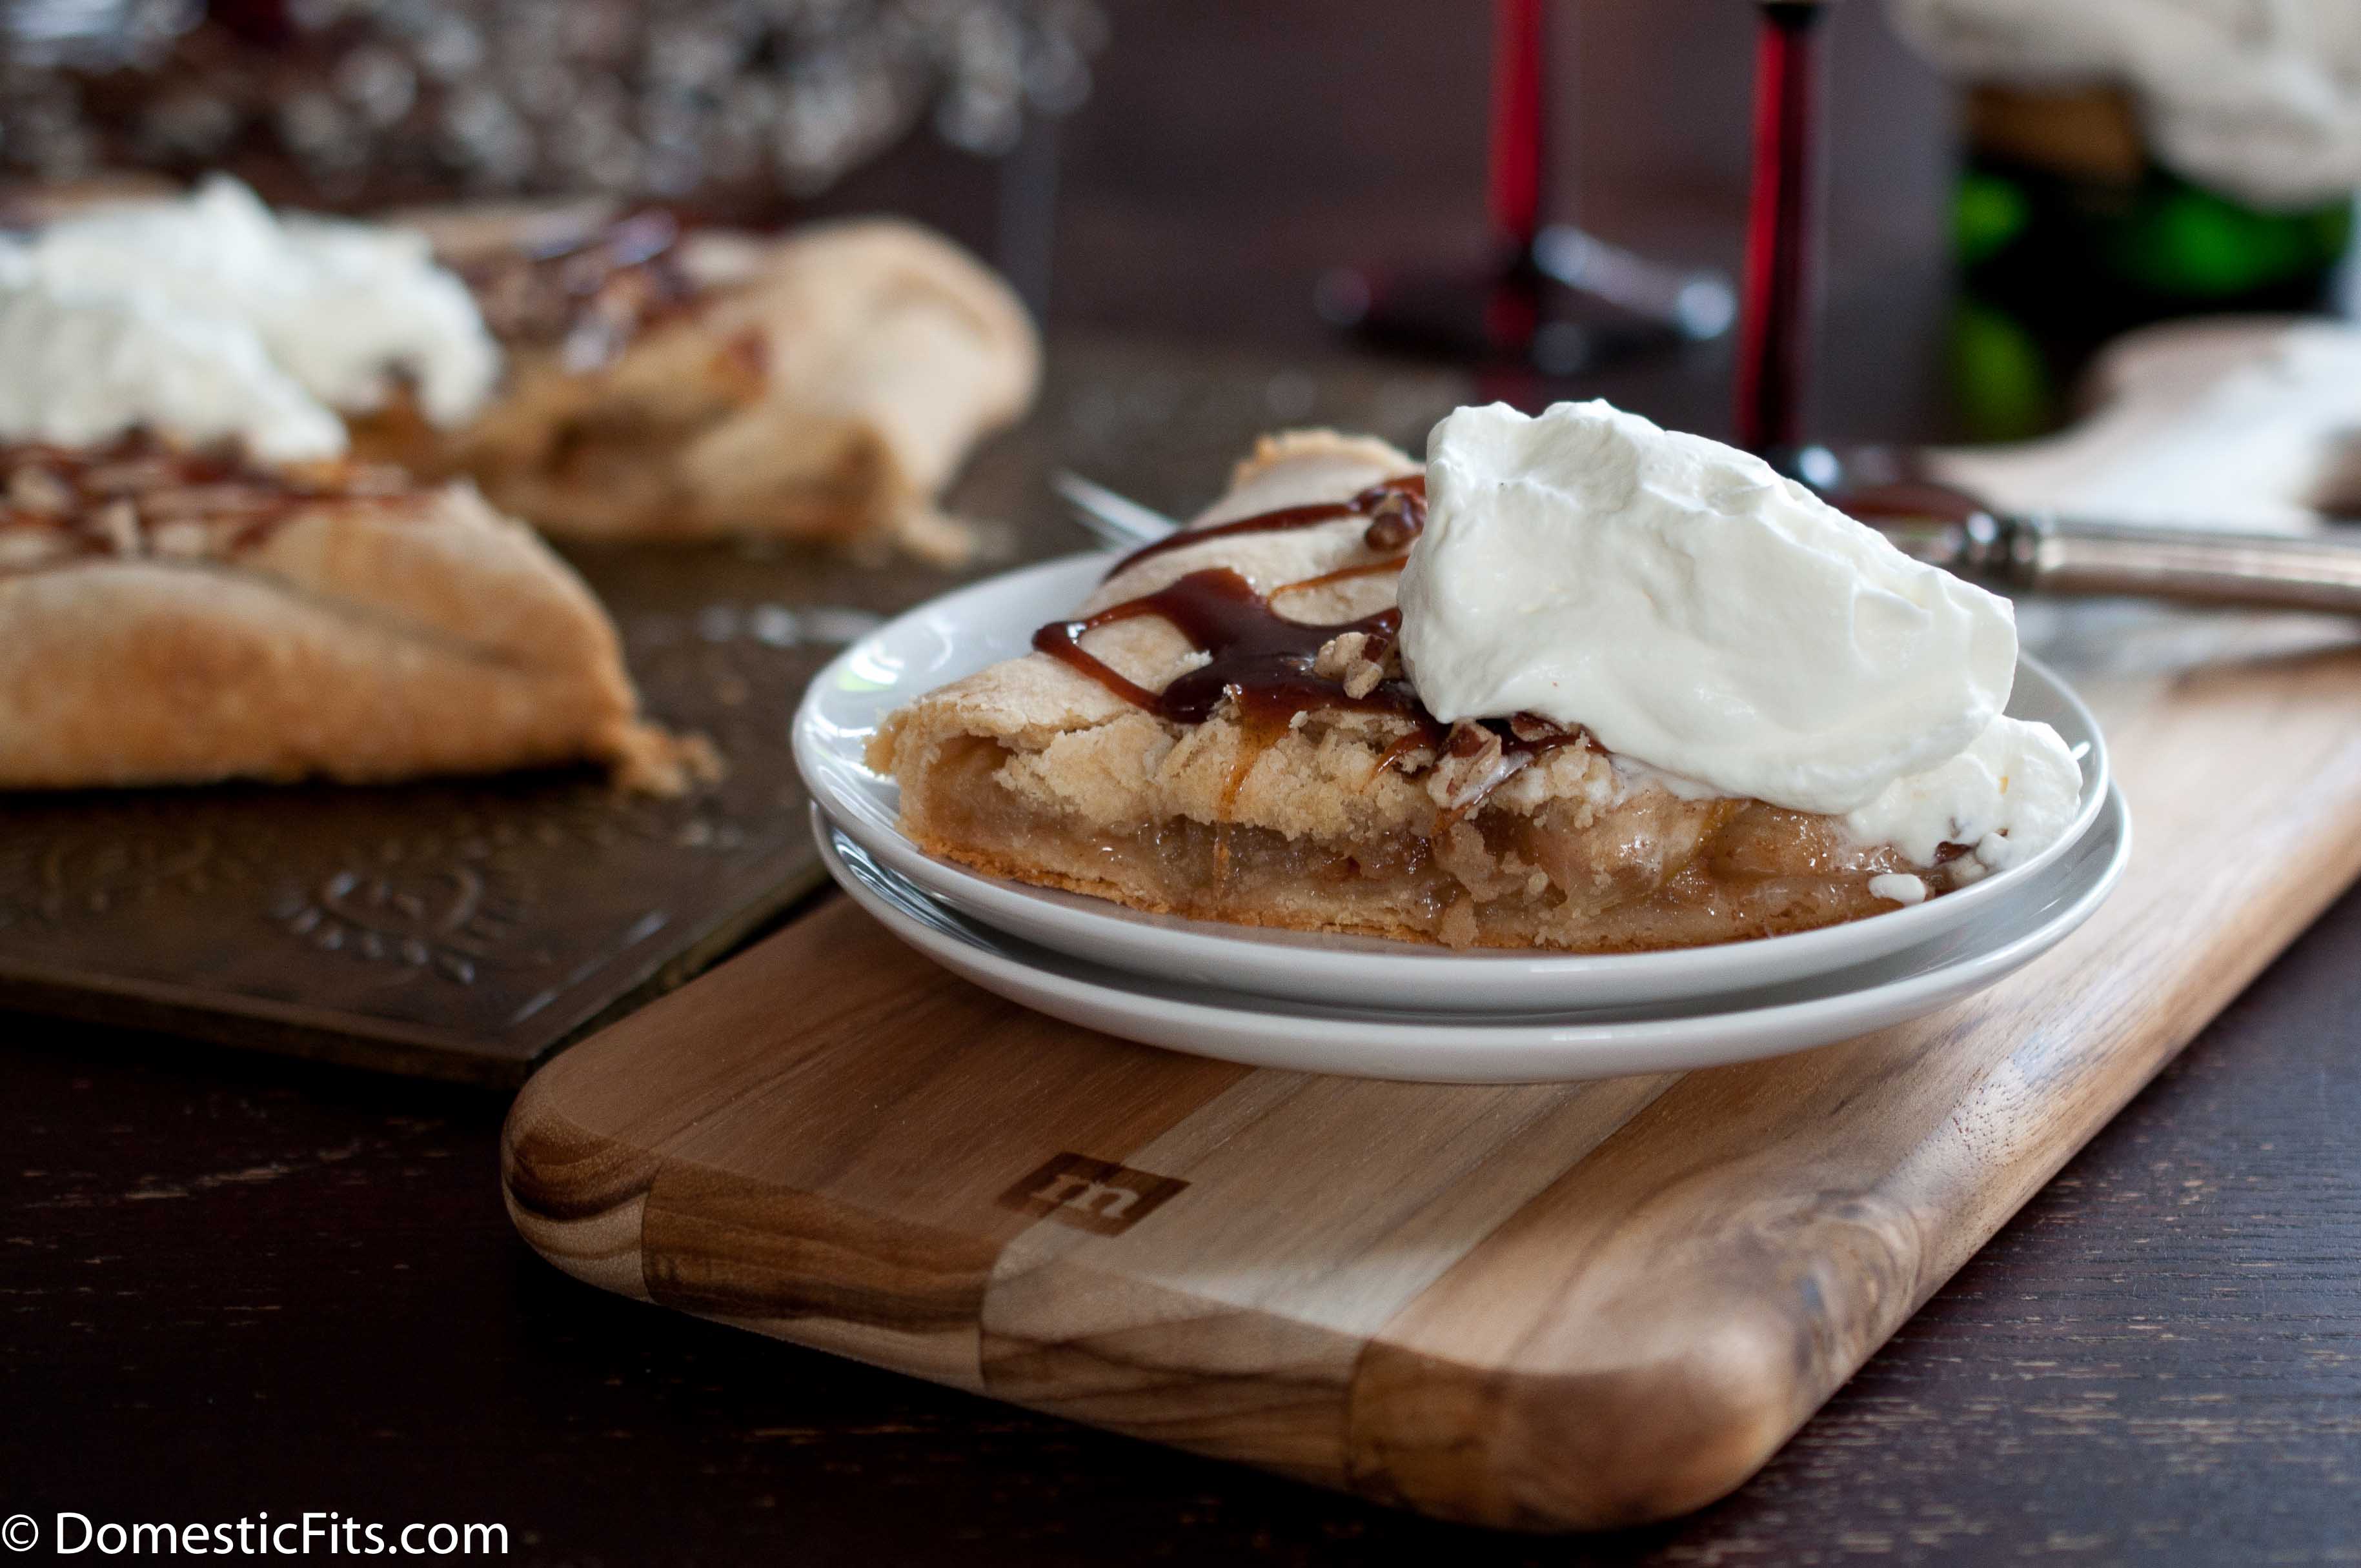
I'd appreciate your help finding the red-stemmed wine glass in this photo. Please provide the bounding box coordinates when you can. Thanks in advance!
[1736,7,1987,527]
[1736,0,1832,475]
[1319,0,1735,376]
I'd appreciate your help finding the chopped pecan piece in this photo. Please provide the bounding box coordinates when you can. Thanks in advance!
[91,499,141,556]
[1507,711,1570,744]
[1361,489,1425,552]
[7,465,71,516]
[1311,628,1398,699]
[1310,632,1364,683]
[1426,719,1531,816]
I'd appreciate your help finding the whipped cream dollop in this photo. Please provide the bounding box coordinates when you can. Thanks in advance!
[1843,714,2083,871]
[0,246,348,461]
[0,176,498,459]
[1399,400,2081,870]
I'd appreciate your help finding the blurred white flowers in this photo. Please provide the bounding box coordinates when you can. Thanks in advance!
[1890,0,2361,208]
[1,0,1108,200]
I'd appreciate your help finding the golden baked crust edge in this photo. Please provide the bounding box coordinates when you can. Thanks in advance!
[0,487,704,791]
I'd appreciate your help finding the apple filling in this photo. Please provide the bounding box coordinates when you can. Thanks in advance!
[893,727,1921,953]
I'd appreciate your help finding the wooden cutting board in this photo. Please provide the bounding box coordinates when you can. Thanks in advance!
[502,321,2361,1528]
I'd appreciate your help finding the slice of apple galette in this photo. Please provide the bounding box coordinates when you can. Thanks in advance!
[869,402,2082,952]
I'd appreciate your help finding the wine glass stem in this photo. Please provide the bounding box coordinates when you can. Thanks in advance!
[1487,0,1548,254]
[1737,1,1828,454]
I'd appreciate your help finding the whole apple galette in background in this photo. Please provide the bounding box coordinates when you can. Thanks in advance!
[869,403,2085,952]
[0,185,699,791]
[0,436,700,792]
[0,177,1039,561]
[361,208,1040,563]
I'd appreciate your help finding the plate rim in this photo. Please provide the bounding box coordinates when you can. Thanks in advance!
[810,785,2133,1083]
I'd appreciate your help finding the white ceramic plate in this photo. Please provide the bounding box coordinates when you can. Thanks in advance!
[795,550,2113,1012]
[813,785,2131,1083]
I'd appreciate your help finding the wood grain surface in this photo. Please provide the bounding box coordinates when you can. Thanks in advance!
[15,816,2361,1567]
[502,325,2361,1530]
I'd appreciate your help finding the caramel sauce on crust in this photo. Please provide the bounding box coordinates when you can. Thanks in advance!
[1270,556,1409,598]
[0,434,415,575]
[1037,476,1584,815]
[1037,567,1423,732]
[1103,472,1427,580]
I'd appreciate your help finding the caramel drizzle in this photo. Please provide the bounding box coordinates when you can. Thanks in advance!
[1270,556,1409,599]
[0,433,414,574]
[1103,472,1427,580]
[1035,567,1427,734]
[1037,477,1588,827]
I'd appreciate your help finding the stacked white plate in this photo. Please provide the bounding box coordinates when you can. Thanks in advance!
[795,554,2131,1084]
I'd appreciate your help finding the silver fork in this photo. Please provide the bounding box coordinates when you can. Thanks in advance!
[1053,470,1178,550]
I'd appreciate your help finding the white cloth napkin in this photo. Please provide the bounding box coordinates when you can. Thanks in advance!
[1932,318,2361,530]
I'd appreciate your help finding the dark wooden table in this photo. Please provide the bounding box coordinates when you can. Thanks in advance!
[8,885,2360,1565]
[8,5,2361,1561]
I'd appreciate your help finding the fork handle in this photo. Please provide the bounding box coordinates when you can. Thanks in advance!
[1996,516,2361,616]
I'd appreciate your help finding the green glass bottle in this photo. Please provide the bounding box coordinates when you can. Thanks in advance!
[1949,85,2354,441]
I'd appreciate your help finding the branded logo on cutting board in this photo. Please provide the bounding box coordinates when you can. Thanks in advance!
[998,1152,1188,1236]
